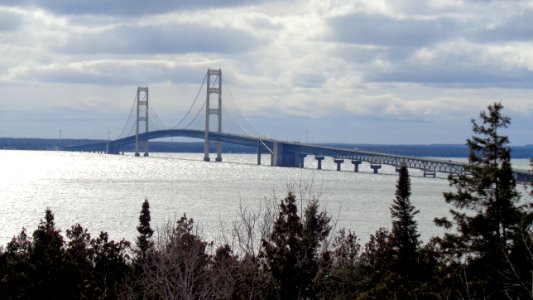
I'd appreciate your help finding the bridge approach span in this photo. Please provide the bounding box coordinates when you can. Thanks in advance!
[65,129,471,175]
[64,129,533,181]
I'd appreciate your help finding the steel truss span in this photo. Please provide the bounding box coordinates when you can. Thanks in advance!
[63,128,533,182]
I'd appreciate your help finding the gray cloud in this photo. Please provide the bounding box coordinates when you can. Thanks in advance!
[3,0,273,16]
[61,23,259,55]
[15,61,210,85]
[329,13,457,48]
[1,0,533,143]
[363,41,533,88]
[327,8,533,88]
[473,8,533,43]
[373,64,533,88]
[0,10,23,32]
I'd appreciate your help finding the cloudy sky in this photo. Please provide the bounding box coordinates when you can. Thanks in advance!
[0,0,532,145]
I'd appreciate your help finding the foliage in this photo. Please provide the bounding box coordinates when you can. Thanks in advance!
[434,102,533,298]
[135,199,154,261]
[0,209,131,300]
[130,214,218,299]
[389,165,420,279]
[319,229,362,299]
[260,192,331,299]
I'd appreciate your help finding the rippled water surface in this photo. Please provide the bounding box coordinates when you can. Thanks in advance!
[0,150,530,246]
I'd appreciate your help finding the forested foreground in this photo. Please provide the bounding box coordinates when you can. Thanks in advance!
[1,103,532,300]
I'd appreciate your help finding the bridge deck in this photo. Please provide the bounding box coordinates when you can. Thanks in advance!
[63,129,533,182]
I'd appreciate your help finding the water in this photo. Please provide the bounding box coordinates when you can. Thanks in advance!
[0,150,530,247]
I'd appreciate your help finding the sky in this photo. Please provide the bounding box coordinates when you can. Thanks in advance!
[0,0,532,145]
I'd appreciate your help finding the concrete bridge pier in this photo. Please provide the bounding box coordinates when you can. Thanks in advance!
[298,154,306,168]
[106,142,120,155]
[334,158,344,171]
[257,143,262,165]
[271,142,306,168]
[135,142,149,157]
[424,170,436,177]
[370,164,382,174]
[351,160,362,172]
[215,150,222,162]
[315,155,325,169]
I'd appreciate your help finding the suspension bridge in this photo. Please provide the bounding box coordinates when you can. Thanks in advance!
[64,69,533,182]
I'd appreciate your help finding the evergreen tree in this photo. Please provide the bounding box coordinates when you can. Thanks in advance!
[136,199,154,261]
[1,228,33,299]
[91,231,131,299]
[434,102,531,298]
[30,208,66,299]
[260,192,331,299]
[358,228,394,298]
[63,224,94,299]
[319,229,362,299]
[389,165,420,278]
[261,192,303,299]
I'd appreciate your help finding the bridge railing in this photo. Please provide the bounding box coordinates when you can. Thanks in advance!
[63,129,533,182]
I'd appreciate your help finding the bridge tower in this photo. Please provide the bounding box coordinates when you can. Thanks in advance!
[135,86,149,157]
[204,69,222,162]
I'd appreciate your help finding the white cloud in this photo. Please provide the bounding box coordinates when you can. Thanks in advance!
[0,0,532,144]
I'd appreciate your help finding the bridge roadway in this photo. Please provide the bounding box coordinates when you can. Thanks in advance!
[64,129,533,182]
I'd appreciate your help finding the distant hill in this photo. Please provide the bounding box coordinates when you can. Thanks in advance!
[1,138,532,158]
[0,138,103,151]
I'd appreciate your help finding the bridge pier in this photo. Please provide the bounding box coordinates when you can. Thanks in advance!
[424,170,436,178]
[351,160,362,172]
[106,142,120,155]
[315,155,324,170]
[271,142,306,168]
[257,143,262,165]
[203,143,221,161]
[135,145,150,157]
[334,158,344,171]
[370,164,382,174]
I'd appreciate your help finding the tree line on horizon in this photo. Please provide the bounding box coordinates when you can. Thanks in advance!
[0,103,532,299]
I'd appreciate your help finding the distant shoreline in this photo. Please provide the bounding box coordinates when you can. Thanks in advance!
[1,137,532,158]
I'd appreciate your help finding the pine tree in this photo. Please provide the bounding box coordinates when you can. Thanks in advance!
[63,224,94,298]
[92,231,131,298]
[261,192,303,299]
[30,208,66,299]
[389,164,420,278]
[136,199,154,261]
[1,228,33,299]
[434,102,530,297]
[260,192,331,299]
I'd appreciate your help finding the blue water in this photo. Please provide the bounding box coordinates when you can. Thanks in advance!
[0,150,530,246]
